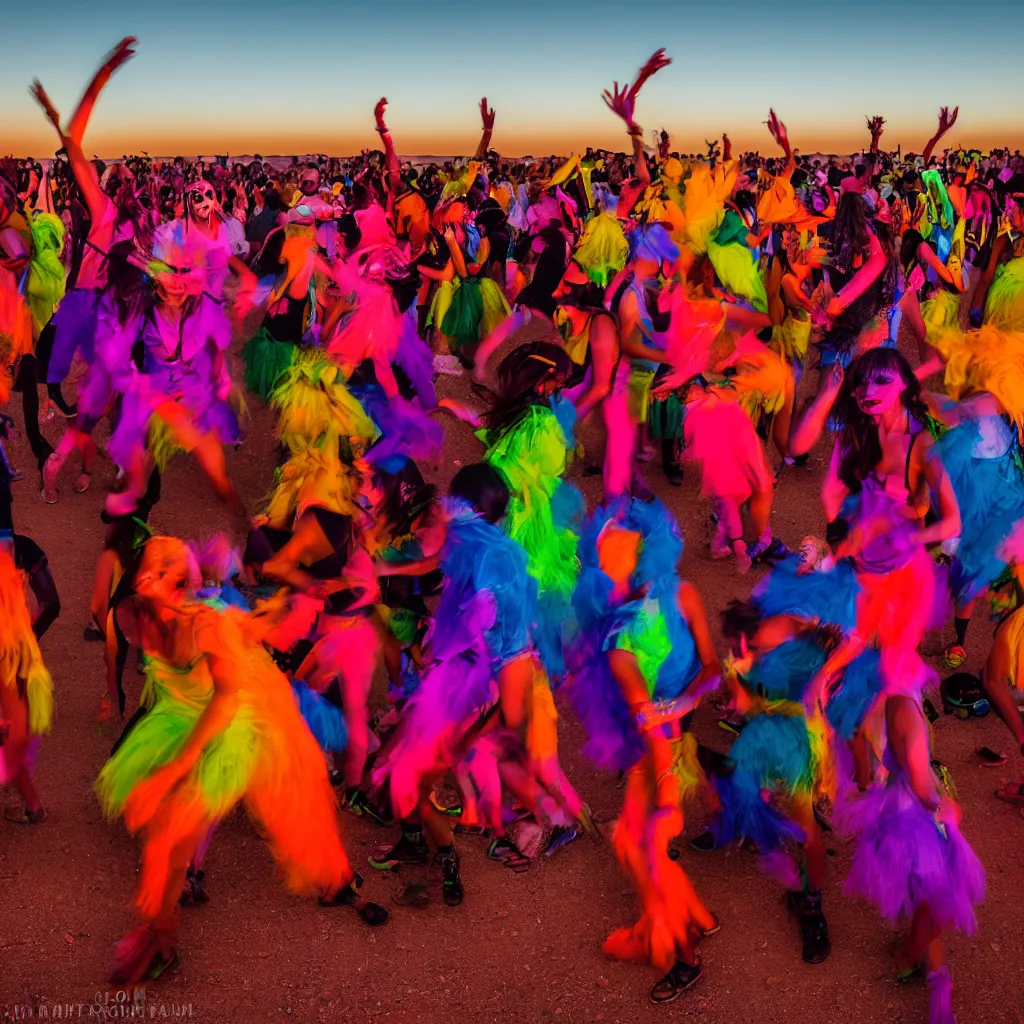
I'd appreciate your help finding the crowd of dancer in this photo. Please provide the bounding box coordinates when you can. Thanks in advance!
[5,39,1024,1021]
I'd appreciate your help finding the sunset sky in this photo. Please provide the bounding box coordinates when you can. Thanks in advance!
[4,0,1024,159]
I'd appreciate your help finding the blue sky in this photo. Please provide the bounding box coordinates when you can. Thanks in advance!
[4,0,1023,157]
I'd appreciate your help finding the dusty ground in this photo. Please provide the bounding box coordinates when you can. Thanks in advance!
[2,321,1023,1024]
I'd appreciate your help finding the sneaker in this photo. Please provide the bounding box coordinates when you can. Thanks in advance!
[368,831,429,871]
[648,958,703,1004]
[787,890,831,963]
[437,848,463,907]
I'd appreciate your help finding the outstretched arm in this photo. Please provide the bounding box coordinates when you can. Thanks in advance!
[30,39,136,225]
[474,97,495,161]
[55,37,137,148]
[921,106,958,166]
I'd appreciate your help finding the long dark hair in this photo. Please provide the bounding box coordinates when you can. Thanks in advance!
[833,348,929,493]
[830,192,873,276]
[374,458,438,545]
[484,341,573,435]
[106,240,149,327]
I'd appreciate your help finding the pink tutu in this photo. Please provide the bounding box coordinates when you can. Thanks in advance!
[683,391,772,502]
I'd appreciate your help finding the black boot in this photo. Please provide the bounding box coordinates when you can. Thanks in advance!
[787,889,831,963]
[436,845,463,907]
[662,438,683,486]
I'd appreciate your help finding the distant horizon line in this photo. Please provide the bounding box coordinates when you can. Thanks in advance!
[22,145,1018,166]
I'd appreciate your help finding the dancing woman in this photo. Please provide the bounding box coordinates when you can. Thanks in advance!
[566,497,720,1003]
[30,39,149,492]
[96,537,384,985]
[808,348,960,716]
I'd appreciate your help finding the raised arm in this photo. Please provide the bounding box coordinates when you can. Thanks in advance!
[921,106,958,167]
[864,115,885,177]
[474,98,495,161]
[374,97,402,196]
[29,40,135,226]
[765,109,795,179]
[603,50,670,217]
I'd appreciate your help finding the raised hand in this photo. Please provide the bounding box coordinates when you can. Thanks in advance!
[936,105,959,137]
[602,79,635,128]
[480,97,495,132]
[102,36,137,76]
[629,48,671,100]
[765,109,789,153]
[374,97,389,132]
[29,80,62,132]
[602,49,671,130]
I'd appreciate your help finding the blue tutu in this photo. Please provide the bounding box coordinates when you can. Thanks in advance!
[934,415,1024,603]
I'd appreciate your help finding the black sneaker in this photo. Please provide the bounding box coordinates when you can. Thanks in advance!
[368,831,429,871]
[787,890,831,964]
[648,958,703,1003]
[437,848,463,907]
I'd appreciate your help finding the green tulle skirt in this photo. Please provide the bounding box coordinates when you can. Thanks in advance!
[441,277,484,352]
[985,257,1024,331]
[96,672,260,821]
[243,328,298,403]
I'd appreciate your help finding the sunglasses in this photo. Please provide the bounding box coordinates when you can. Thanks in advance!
[190,189,215,202]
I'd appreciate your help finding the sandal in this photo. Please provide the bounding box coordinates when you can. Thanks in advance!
[504,849,532,873]
[648,958,703,1004]
[486,837,514,861]
[4,805,46,824]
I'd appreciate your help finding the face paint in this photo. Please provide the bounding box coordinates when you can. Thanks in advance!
[188,185,217,221]
[854,367,906,419]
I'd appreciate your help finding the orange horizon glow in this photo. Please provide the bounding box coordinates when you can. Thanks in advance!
[7,123,1024,162]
